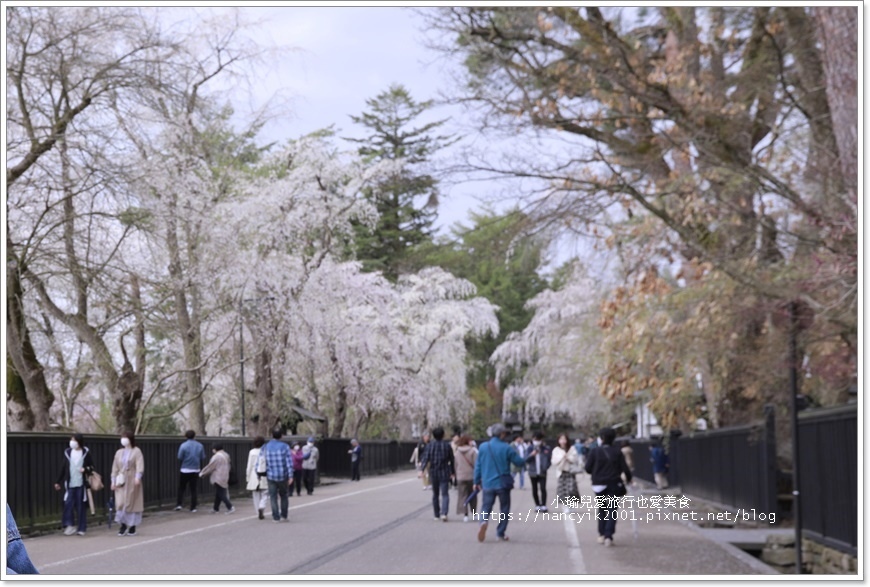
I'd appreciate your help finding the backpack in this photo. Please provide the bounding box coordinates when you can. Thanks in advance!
[256,449,268,477]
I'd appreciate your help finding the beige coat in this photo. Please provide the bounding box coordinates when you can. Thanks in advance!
[200,451,231,488]
[111,447,145,513]
[454,446,478,482]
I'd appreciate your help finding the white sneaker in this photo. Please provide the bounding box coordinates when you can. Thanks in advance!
[597,535,605,544]
[441,515,448,522]
[76,531,86,536]
[226,507,236,514]
[604,538,613,548]
[63,526,76,536]
[463,516,469,523]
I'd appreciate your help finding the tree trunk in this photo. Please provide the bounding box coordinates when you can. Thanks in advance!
[254,346,275,437]
[5,246,53,430]
[815,6,858,194]
[6,354,35,431]
[165,197,207,434]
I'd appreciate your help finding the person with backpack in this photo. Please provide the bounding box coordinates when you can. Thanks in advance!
[245,436,269,519]
[200,444,235,514]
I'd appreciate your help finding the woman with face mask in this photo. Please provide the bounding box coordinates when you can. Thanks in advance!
[110,431,145,536]
[53,433,95,536]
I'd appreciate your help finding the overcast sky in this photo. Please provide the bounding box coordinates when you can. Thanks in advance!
[208,6,488,234]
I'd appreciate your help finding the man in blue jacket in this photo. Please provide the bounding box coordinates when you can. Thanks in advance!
[176,430,205,512]
[473,423,526,542]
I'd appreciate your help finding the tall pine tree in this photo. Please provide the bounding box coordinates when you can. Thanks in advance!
[347,84,455,281]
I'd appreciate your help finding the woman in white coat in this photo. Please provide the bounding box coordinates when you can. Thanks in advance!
[246,436,269,520]
[551,433,581,506]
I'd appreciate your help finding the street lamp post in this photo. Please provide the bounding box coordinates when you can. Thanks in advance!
[776,299,813,575]
[239,306,246,437]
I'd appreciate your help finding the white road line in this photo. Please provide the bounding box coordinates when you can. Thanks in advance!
[563,511,587,574]
[40,476,417,570]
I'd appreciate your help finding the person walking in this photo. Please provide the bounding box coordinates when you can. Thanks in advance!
[246,436,269,519]
[454,435,478,522]
[110,431,145,537]
[551,433,581,506]
[261,428,293,522]
[511,434,527,490]
[473,423,526,542]
[200,444,235,514]
[348,439,362,481]
[651,440,670,489]
[290,443,305,496]
[175,430,205,512]
[54,433,95,536]
[525,432,552,512]
[585,427,633,547]
[410,433,431,490]
[418,427,455,522]
[302,437,320,494]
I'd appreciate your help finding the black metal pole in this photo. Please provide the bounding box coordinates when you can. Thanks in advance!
[789,301,802,574]
[239,308,246,437]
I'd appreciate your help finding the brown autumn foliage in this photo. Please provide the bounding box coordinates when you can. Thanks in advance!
[427,7,857,428]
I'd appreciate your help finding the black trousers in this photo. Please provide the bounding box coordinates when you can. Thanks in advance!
[293,469,303,495]
[351,460,360,481]
[530,474,547,507]
[177,472,199,510]
[303,469,316,494]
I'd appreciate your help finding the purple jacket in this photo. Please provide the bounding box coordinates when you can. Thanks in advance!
[291,450,305,471]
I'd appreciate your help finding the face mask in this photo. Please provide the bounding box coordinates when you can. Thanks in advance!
[533,440,542,447]
[121,437,130,447]
[597,437,603,445]
[70,440,79,450]
[307,442,313,446]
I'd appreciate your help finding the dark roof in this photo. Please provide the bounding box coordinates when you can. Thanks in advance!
[291,406,326,422]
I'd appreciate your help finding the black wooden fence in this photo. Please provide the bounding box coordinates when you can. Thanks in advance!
[797,404,857,554]
[6,433,416,532]
[629,403,857,552]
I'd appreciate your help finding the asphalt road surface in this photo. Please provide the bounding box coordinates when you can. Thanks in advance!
[23,469,770,577]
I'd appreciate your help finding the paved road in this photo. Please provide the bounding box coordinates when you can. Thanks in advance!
[24,469,772,576]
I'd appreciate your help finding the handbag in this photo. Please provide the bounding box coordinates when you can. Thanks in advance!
[115,473,126,487]
[87,470,104,492]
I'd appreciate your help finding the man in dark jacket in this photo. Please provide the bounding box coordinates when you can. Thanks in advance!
[584,427,632,547]
[419,427,455,521]
[525,432,552,512]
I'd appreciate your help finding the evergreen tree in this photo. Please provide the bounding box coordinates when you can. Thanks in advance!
[347,84,455,281]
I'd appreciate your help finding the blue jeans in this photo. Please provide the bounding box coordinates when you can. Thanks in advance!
[268,478,289,520]
[430,473,450,517]
[513,466,525,489]
[213,485,233,512]
[595,488,618,539]
[480,487,512,537]
[6,504,39,574]
[62,485,87,532]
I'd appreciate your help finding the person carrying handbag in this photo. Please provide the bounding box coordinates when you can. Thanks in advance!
[551,433,581,507]
[584,427,633,547]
